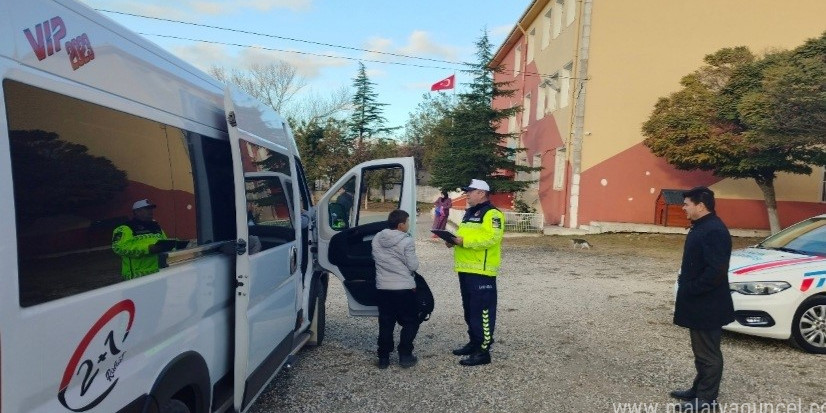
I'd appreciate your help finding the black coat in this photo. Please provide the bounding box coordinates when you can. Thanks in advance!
[674,213,735,330]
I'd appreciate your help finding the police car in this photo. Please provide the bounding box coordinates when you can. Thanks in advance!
[725,214,826,354]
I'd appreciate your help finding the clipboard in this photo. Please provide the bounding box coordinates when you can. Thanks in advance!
[430,229,457,243]
[153,239,190,252]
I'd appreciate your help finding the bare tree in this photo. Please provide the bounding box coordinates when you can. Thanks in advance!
[210,62,351,124]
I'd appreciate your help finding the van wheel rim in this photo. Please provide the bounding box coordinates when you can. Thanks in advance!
[799,304,826,348]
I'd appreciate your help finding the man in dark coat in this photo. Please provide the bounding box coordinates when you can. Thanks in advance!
[670,186,734,411]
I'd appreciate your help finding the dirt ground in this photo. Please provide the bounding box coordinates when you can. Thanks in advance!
[248,219,822,413]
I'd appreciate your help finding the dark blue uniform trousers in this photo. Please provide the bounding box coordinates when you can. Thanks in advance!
[458,272,497,351]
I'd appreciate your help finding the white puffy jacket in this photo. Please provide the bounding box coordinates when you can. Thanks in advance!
[371,229,419,290]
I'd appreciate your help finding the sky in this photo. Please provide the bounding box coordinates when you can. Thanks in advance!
[76,0,527,133]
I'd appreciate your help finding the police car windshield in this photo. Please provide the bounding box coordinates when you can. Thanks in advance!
[758,217,826,257]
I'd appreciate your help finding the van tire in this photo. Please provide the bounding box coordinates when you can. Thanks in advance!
[160,399,191,413]
[308,273,328,346]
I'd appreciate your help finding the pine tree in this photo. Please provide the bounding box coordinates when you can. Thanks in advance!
[430,31,538,193]
[347,63,396,161]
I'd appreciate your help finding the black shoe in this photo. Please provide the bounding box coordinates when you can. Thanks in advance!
[669,389,697,400]
[675,399,717,412]
[452,343,476,356]
[459,351,491,366]
[378,357,389,369]
[399,354,418,368]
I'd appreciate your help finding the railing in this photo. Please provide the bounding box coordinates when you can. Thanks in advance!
[503,212,544,233]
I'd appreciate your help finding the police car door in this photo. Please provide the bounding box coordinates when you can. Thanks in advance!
[225,86,300,412]
[316,157,416,316]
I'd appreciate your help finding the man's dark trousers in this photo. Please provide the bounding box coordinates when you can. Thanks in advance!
[376,289,419,357]
[458,272,497,350]
[690,328,724,400]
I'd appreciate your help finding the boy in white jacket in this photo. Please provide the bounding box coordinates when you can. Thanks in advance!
[371,209,420,369]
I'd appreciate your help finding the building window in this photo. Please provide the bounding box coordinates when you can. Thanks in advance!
[553,147,566,191]
[522,93,532,127]
[553,0,563,39]
[560,62,572,108]
[822,168,826,202]
[514,45,522,77]
[536,85,546,120]
[544,75,560,112]
[542,9,552,49]
[527,28,536,63]
[508,114,517,134]
[566,0,576,26]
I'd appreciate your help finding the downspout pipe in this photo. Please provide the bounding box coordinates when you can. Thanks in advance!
[567,0,592,229]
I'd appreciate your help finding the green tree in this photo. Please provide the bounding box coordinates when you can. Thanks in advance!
[293,118,354,191]
[403,92,456,181]
[643,41,826,233]
[347,62,397,161]
[430,31,538,193]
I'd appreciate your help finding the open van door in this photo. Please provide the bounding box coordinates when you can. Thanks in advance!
[316,157,416,316]
[225,87,301,412]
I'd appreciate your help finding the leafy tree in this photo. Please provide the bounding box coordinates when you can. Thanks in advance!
[403,92,456,180]
[293,118,354,190]
[430,31,538,193]
[347,62,397,161]
[643,41,826,233]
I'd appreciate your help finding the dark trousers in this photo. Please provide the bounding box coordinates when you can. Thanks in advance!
[458,272,497,351]
[689,328,724,400]
[377,289,419,357]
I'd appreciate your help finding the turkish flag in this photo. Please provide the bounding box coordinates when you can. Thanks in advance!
[430,74,455,91]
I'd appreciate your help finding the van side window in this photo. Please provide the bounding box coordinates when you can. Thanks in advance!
[4,79,230,306]
[240,140,295,251]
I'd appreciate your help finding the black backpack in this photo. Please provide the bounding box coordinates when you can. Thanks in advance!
[413,272,434,323]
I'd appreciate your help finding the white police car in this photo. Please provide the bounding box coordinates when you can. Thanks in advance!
[725,214,826,353]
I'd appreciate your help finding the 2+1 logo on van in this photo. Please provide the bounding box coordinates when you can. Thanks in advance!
[58,300,135,412]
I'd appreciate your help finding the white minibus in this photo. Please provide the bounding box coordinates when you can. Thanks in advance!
[0,0,416,412]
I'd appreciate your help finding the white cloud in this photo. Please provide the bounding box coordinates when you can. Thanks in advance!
[78,0,190,20]
[398,30,458,61]
[491,24,515,38]
[169,43,231,72]
[241,0,313,12]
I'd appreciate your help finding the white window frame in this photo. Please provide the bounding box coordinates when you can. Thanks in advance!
[553,147,566,190]
[560,63,572,108]
[522,93,532,127]
[536,85,546,120]
[553,0,563,39]
[514,45,522,77]
[566,0,576,26]
[527,28,536,63]
[545,75,560,112]
[821,168,826,202]
[542,10,552,49]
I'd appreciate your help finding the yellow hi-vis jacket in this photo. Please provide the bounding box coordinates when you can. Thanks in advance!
[112,220,167,279]
[454,201,504,276]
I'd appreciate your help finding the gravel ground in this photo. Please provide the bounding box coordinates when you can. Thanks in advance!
[249,217,823,413]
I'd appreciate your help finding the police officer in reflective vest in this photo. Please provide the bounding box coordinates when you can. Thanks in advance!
[112,199,168,279]
[445,179,504,366]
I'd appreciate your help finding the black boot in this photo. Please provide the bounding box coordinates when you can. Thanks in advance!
[399,354,418,368]
[459,350,491,366]
[451,343,476,356]
[377,357,389,369]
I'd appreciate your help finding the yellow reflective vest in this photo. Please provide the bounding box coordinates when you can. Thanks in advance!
[454,201,504,276]
[112,220,167,279]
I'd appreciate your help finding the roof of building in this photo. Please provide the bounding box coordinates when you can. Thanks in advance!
[489,0,549,67]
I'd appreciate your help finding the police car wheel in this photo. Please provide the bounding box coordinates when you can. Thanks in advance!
[791,296,826,354]
[159,399,190,413]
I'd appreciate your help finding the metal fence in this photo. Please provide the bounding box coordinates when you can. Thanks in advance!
[503,212,544,233]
